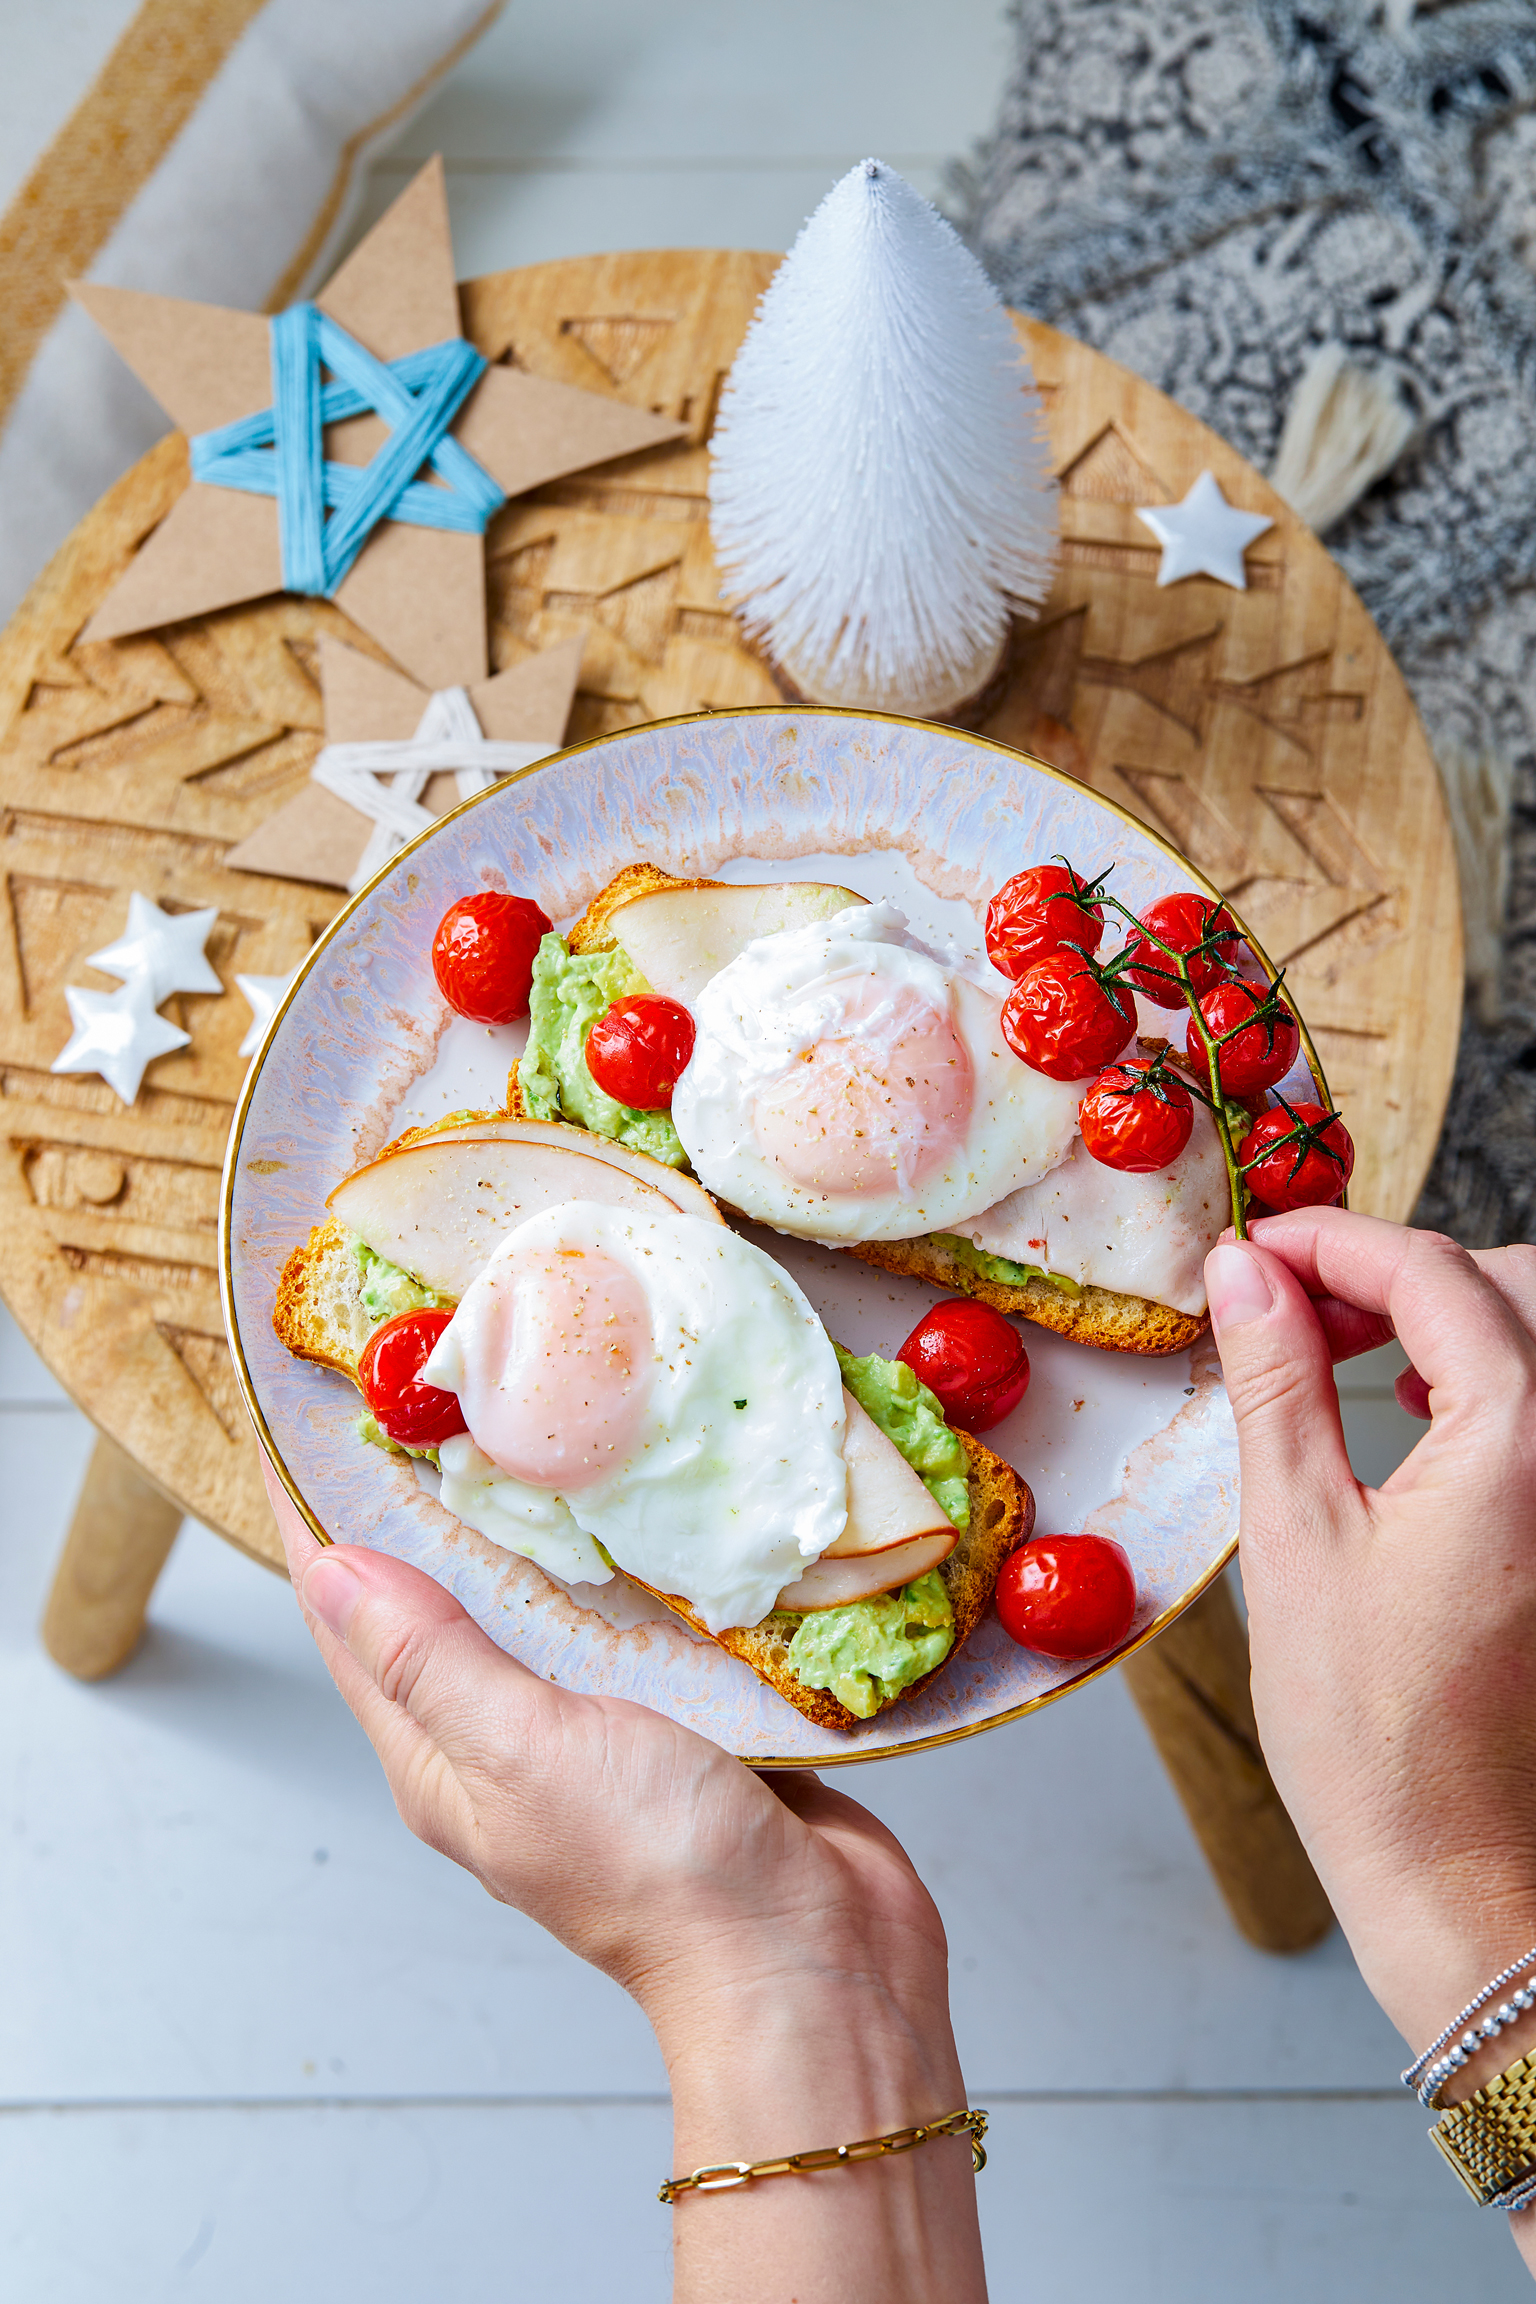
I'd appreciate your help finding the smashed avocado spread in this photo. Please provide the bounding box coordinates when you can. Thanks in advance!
[354,1235,453,1326]
[786,1570,954,1721]
[517,932,687,1168]
[833,1343,969,1531]
[779,1346,969,1719]
[929,1231,1082,1297]
[357,1408,439,1466]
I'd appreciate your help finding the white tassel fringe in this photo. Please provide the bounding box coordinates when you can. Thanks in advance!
[1269,341,1416,536]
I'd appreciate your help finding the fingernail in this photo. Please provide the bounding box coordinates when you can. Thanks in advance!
[1206,1243,1275,1335]
[302,1553,362,1640]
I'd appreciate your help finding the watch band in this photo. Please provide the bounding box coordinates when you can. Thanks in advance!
[1431,2044,1536,2207]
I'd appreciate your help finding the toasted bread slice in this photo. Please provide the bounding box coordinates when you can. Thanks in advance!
[274,1212,377,1377]
[552,863,1210,1355]
[274,1205,1032,1728]
[628,1428,1032,1731]
[843,1238,1206,1356]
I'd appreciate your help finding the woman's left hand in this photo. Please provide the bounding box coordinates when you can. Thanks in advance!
[263,1460,987,2304]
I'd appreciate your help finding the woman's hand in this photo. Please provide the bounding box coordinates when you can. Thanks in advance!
[1205,1211,1536,2253]
[263,1463,987,2304]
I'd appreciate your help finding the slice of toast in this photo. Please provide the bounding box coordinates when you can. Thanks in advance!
[274,1207,1032,1729]
[627,1428,1032,1731]
[554,863,1209,1355]
[842,1238,1206,1356]
[274,1212,378,1377]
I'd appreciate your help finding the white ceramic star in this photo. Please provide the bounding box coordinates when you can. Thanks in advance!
[86,892,223,1003]
[51,978,191,1105]
[235,969,299,1059]
[1136,469,1273,589]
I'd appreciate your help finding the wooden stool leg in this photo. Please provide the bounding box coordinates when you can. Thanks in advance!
[1120,1570,1333,1953]
[41,1434,183,1681]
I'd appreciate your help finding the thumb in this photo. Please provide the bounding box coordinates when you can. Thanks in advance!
[299,1541,548,1786]
[1205,1240,1360,1551]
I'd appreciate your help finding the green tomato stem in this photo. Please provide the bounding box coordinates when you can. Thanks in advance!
[1064,867,1251,1243]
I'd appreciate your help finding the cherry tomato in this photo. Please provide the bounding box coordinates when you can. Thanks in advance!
[995,1534,1137,1659]
[358,1309,467,1448]
[896,1298,1030,1433]
[985,864,1104,982]
[1239,1102,1355,1211]
[1185,980,1300,1097]
[432,891,551,1024]
[1079,1057,1194,1173]
[1122,893,1244,1009]
[585,995,696,1109]
[1001,952,1136,1080]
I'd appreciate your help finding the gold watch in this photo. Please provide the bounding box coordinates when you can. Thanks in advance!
[1432,2045,1536,2206]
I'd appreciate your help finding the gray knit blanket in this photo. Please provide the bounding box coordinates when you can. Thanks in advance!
[955,0,1536,1248]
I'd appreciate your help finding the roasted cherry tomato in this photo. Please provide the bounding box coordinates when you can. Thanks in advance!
[585,995,696,1109]
[1239,1101,1355,1211]
[984,864,1104,982]
[432,891,551,1025]
[357,1309,467,1449]
[896,1298,1030,1433]
[1079,1057,1194,1173]
[995,1533,1137,1659]
[1002,952,1136,1080]
[1121,893,1244,1009]
[1185,979,1300,1098]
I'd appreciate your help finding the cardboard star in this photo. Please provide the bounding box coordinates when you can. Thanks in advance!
[73,158,686,690]
[223,632,584,888]
[1136,469,1273,590]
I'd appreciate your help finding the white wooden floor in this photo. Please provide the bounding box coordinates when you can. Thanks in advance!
[4,4,1525,2297]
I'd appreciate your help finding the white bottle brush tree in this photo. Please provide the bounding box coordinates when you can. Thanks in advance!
[710,159,1058,719]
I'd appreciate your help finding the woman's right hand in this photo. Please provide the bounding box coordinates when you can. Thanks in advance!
[1205,1211,1536,2200]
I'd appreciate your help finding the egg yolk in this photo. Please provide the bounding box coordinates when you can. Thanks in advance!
[750,977,974,1196]
[463,1243,653,1489]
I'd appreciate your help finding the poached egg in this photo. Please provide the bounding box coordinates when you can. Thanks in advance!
[423,1200,848,1631]
[671,902,1082,1242]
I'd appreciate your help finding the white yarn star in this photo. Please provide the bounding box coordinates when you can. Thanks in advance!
[1136,469,1273,589]
[51,978,190,1105]
[309,686,549,894]
[86,892,223,1003]
[235,969,299,1059]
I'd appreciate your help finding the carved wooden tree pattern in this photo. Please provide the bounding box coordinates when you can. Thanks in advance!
[0,251,1461,1569]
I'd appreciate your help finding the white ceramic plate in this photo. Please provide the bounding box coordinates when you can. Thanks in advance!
[223,707,1311,1766]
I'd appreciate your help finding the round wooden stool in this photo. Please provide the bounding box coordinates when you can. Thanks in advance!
[0,250,1462,1951]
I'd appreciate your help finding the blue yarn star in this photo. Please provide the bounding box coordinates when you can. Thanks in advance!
[188,303,506,597]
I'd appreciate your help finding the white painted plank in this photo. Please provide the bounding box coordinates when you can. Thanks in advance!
[353,160,953,277]
[384,0,1013,166]
[0,2097,1525,2303]
[1341,1394,1422,1488]
[0,1456,666,2105]
[1335,1338,1410,1396]
[346,0,1012,271]
[860,1671,1406,2097]
[2,1420,1400,2104]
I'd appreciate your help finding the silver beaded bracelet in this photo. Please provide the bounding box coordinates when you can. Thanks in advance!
[1495,2168,1536,2216]
[1403,1947,1536,2109]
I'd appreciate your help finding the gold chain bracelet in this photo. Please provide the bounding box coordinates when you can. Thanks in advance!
[658,2106,988,2204]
